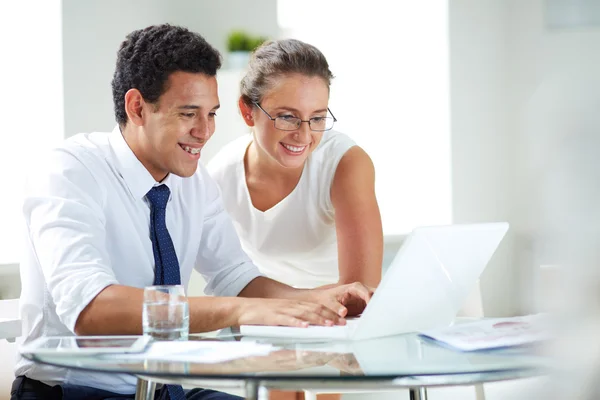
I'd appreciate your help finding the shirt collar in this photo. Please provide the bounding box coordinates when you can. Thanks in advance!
[108,125,181,201]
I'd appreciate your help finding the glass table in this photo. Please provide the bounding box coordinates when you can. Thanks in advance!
[21,330,550,400]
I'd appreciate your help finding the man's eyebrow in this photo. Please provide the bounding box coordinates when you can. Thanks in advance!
[177,104,221,110]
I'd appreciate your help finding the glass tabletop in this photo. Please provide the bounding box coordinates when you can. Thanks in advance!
[21,329,551,386]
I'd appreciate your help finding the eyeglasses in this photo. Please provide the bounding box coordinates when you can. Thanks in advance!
[253,102,337,132]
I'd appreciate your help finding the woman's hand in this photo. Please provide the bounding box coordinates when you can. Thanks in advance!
[308,282,374,318]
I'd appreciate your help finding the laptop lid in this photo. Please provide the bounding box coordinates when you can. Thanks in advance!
[351,222,509,340]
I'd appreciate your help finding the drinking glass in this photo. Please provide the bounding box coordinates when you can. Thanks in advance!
[142,285,189,341]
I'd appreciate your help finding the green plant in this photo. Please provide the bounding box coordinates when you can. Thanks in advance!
[248,36,268,51]
[227,31,268,52]
[227,30,250,52]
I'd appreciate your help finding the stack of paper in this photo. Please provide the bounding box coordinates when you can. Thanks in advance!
[420,314,552,351]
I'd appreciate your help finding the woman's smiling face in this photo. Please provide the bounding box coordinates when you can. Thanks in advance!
[250,73,330,170]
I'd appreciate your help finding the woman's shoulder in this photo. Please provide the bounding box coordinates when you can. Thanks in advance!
[317,130,356,150]
[304,130,358,207]
[310,130,357,165]
[206,134,251,178]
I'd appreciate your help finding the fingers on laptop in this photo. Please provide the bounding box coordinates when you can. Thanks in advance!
[321,297,348,318]
[342,282,373,303]
[329,282,372,304]
[281,302,346,327]
[262,300,346,327]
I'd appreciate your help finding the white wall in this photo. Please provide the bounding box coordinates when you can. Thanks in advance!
[449,0,600,316]
[449,0,517,317]
[167,0,278,60]
[0,0,63,293]
[512,0,600,311]
[62,0,172,138]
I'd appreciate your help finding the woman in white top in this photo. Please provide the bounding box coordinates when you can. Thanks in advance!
[209,38,382,400]
[208,38,382,291]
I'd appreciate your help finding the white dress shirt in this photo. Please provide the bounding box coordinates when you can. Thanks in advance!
[15,127,262,394]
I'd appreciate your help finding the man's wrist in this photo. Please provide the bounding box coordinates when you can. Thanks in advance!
[230,297,245,326]
[292,287,320,303]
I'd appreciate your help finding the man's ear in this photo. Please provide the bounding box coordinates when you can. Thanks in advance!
[124,89,145,126]
[238,97,255,127]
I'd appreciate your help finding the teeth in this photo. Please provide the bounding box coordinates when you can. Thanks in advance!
[282,143,306,153]
[183,145,201,155]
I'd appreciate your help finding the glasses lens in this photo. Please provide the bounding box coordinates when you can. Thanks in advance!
[310,117,334,131]
[273,116,335,131]
[274,117,301,131]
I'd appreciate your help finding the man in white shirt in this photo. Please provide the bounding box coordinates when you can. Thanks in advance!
[12,24,371,400]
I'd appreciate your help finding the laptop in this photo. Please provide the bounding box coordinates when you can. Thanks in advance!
[240,222,509,341]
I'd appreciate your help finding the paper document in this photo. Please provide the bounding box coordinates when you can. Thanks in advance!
[106,340,276,363]
[420,314,551,351]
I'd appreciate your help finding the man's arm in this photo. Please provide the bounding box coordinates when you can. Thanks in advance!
[76,283,349,334]
[75,285,241,335]
[26,150,245,336]
[25,149,121,335]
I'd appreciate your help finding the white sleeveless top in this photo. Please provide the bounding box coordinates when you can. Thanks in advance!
[207,130,356,288]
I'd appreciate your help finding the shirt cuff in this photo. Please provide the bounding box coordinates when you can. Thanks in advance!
[59,276,119,333]
[209,262,263,297]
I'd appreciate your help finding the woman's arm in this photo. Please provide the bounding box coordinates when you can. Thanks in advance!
[331,146,383,288]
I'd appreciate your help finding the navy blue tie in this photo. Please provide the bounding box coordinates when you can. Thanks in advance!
[147,185,181,286]
[146,185,186,400]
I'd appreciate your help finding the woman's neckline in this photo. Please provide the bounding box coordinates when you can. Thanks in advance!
[241,138,307,214]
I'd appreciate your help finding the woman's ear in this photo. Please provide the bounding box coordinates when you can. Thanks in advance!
[238,97,255,127]
[124,89,146,126]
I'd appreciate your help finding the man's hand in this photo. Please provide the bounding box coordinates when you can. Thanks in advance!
[308,282,374,318]
[234,298,346,327]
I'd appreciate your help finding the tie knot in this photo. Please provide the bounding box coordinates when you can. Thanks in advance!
[146,185,171,210]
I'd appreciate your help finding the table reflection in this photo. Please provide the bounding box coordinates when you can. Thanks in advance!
[27,332,547,379]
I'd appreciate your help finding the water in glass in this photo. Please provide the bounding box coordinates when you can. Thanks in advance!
[143,285,189,341]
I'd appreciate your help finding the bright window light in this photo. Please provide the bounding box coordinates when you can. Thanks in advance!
[0,1,63,264]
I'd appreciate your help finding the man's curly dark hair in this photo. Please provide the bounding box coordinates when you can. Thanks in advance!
[111,24,222,127]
